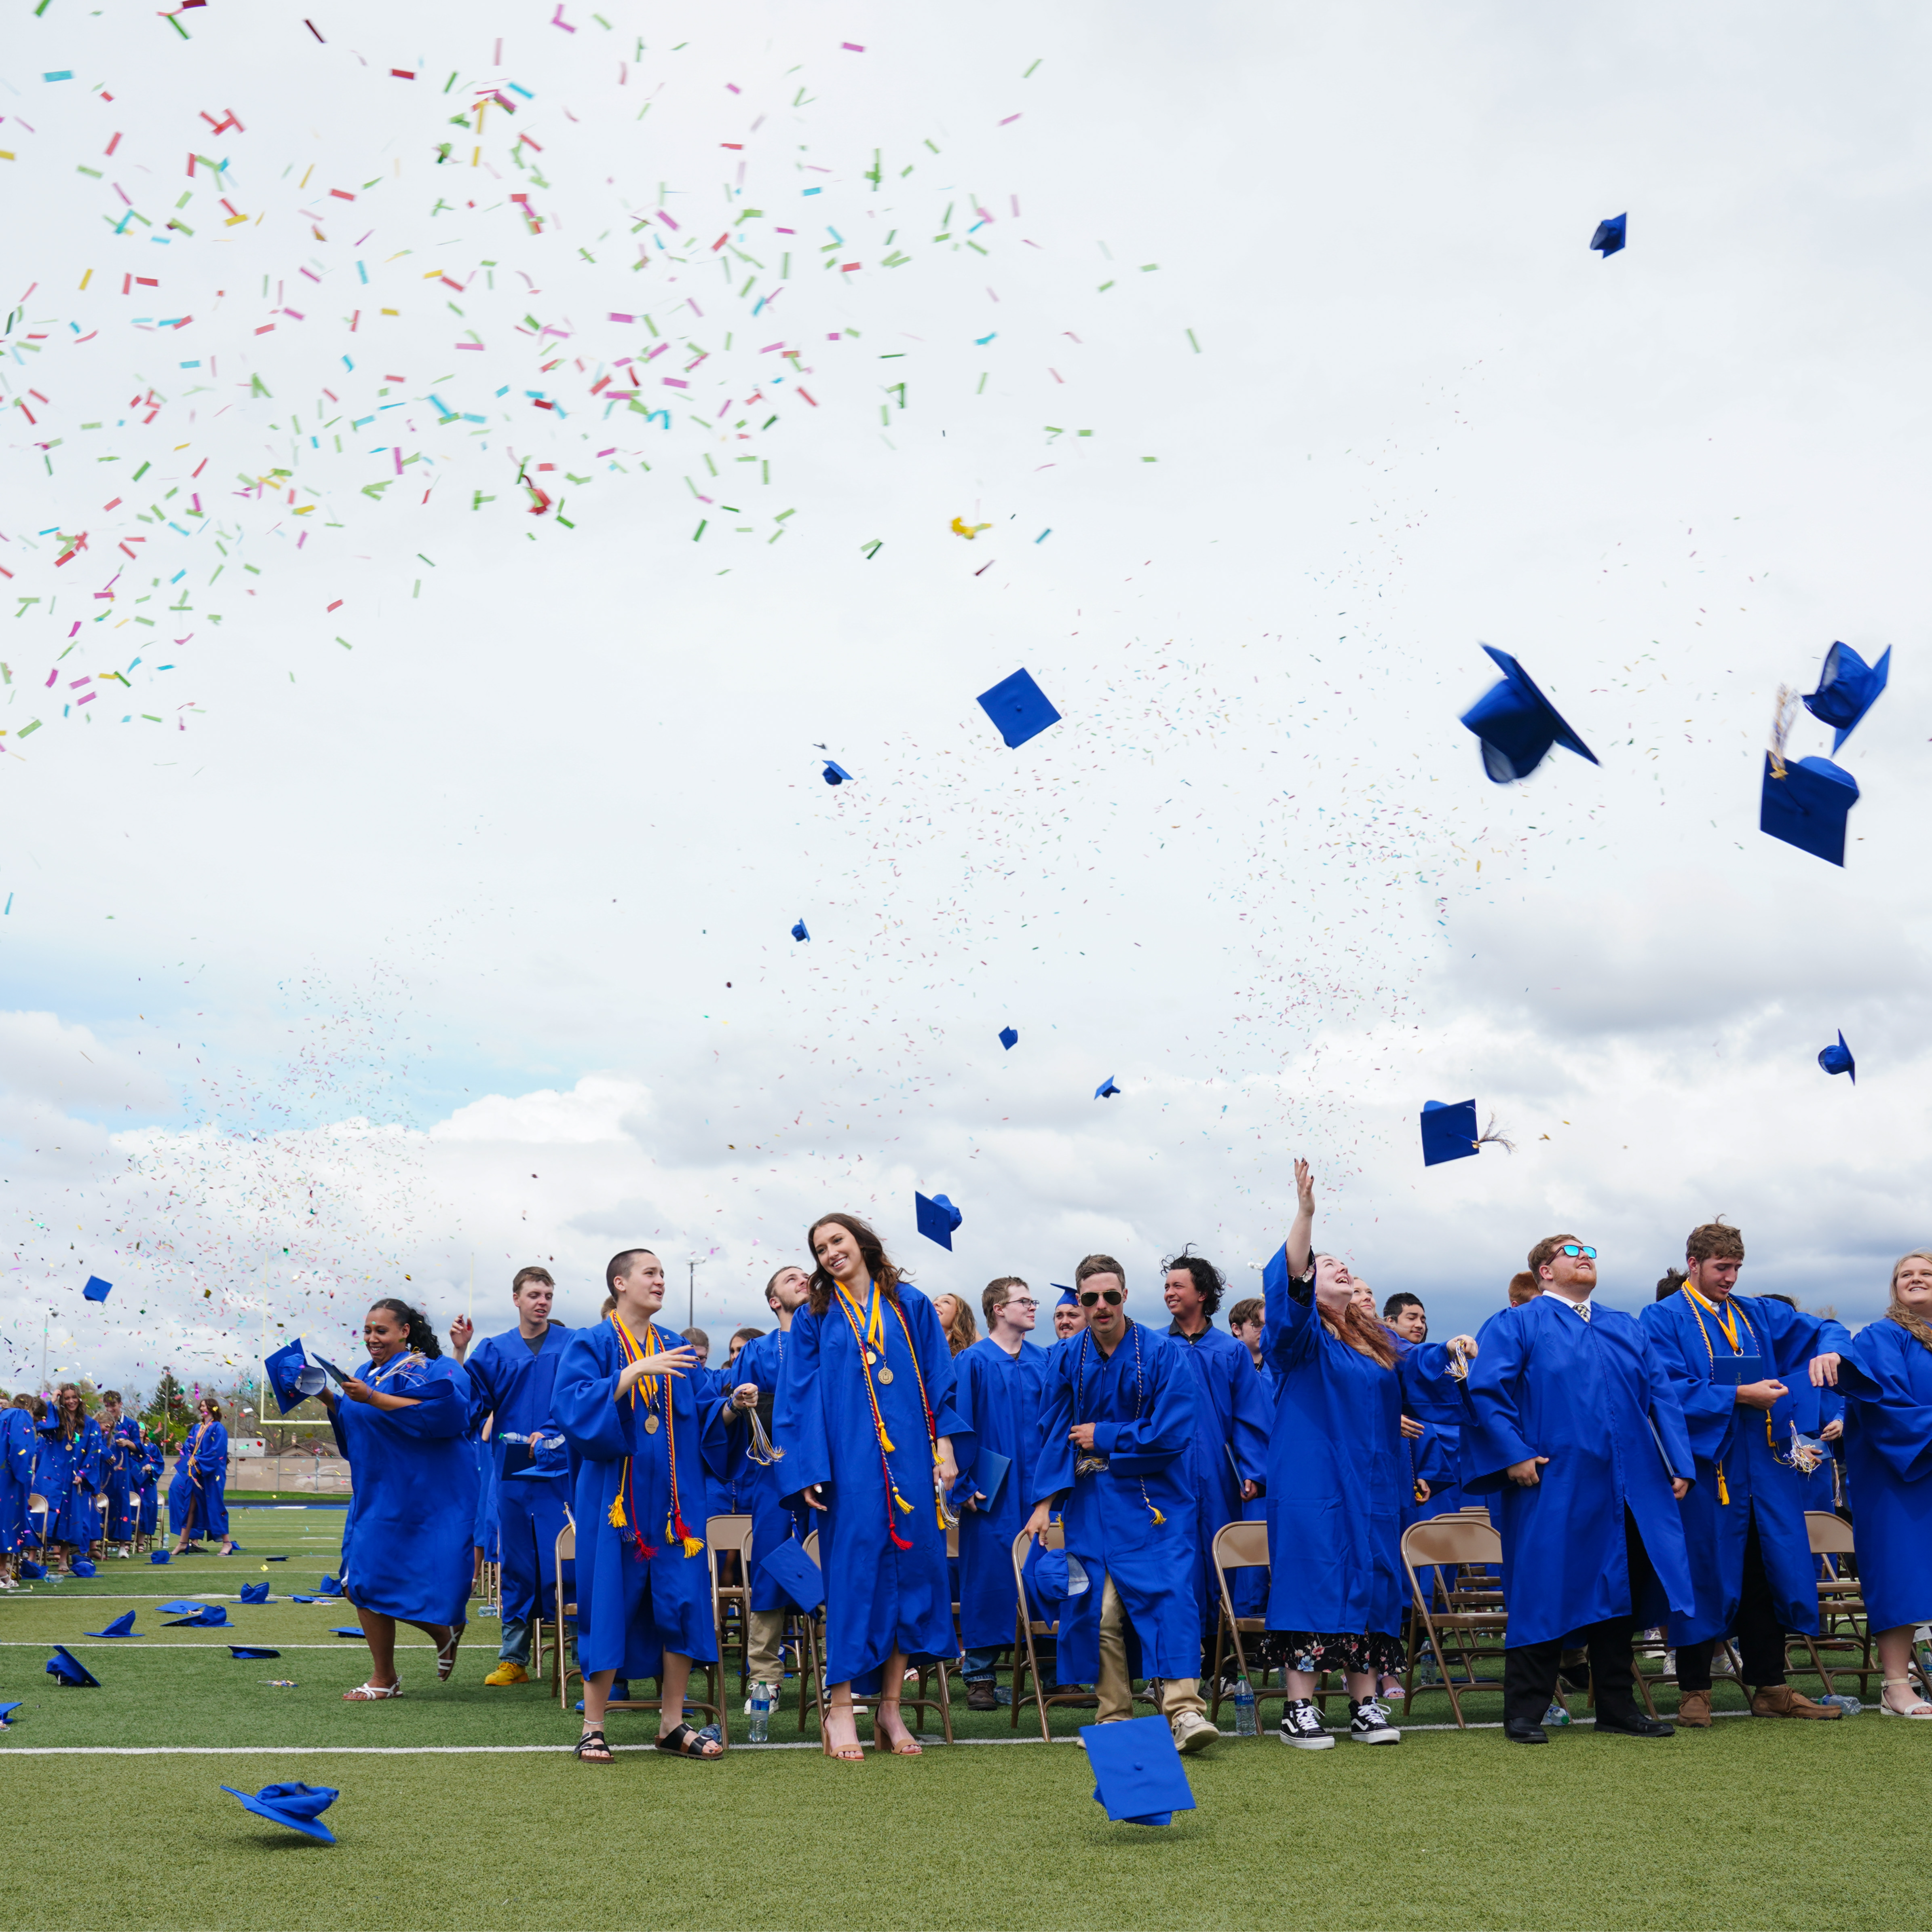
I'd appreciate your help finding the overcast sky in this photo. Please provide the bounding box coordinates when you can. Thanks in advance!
[4,0,1929,1395]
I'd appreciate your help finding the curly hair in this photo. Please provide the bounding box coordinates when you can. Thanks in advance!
[1161,1246,1225,1320]
[367,1297,442,1358]
[805,1212,906,1317]
[1685,1220,1744,1265]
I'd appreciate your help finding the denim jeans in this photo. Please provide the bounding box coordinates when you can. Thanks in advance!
[964,1646,1003,1682]
[499,1616,531,1667]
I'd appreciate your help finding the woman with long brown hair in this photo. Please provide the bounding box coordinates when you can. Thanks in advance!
[775,1213,963,1761]
[1826,1249,1932,1718]
[930,1294,978,1358]
[1262,1160,1476,1749]
[41,1384,106,1573]
[169,1396,234,1557]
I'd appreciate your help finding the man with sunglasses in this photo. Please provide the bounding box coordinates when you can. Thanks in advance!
[1463,1233,1699,1744]
[950,1277,1052,1709]
[1024,1254,1218,1753]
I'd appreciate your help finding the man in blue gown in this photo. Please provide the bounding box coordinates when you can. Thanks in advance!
[451,1266,574,1689]
[950,1275,1051,1710]
[554,1250,747,1761]
[1162,1250,1270,1647]
[1025,1254,1216,1753]
[1639,1223,1850,1725]
[1463,1233,1697,1744]
[97,1392,143,1556]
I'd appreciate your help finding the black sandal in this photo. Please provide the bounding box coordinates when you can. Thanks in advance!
[574,1728,614,1764]
[655,1721,724,1759]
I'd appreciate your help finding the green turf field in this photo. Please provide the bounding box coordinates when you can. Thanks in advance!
[2,1506,1920,1931]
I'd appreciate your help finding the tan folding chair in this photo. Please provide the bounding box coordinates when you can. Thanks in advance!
[796,1530,954,1745]
[1798,1510,1879,1698]
[1400,1516,1509,1727]
[541,1516,579,1707]
[1206,1522,1292,1725]
[1007,1522,1096,1740]
[707,1513,754,1691]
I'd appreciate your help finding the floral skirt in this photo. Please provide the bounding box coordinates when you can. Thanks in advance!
[1275,1629,1403,1674]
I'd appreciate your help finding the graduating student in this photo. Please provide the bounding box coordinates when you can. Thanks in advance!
[1821,1250,1932,1719]
[1383,1294,1467,1520]
[950,1276,1052,1710]
[555,1249,747,1764]
[137,1426,164,1549]
[1162,1249,1271,1641]
[42,1385,106,1570]
[319,1298,480,1700]
[1052,1288,1087,1344]
[0,1393,36,1587]
[776,1214,963,1762]
[726,1326,764,1370]
[1463,1233,1697,1744]
[1639,1223,1852,1725]
[97,1392,143,1556]
[1228,1297,1273,1395]
[450,1265,574,1689]
[1024,1253,1217,1753]
[1262,1166,1475,1749]
[170,1398,234,1556]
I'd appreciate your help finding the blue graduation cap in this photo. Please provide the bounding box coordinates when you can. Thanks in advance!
[1420,1099,1480,1167]
[1054,1284,1078,1306]
[1802,641,1891,752]
[1590,212,1627,256]
[976,667,1062,750]
[1460,646,1599,784]
[265,1339,325,1413]
[0,1702,21,1726]
[790,918,810,942]
[318,1575,344,1595]
[82,1275,113,1303]
[999,1025,1018,1050]
[1021,1540,1091,1616]
[158,1599,210,1615]
[19,1559,47,1579]
[70,1558,97,1577]
[1819,1031,1855,1083]
[821,759,854,785]
[1095,1077,1121,1098]
[291,1594,323,1603]
[149,1550,171,1565]
[228,1647,282,1660]
[330,1627,366,1638]
[85,1611,138,1639]
[220,1781,340,1845]
[263,1555,288,1562]
[915,1190,963,1250]
[1082,1712,1196,1828]
[240,1583,270,1604]
[758,1537,825,1612]
[46,1646,99,1688]
[165,1605,231,1628]
[1761,753,1858,866]
[503,1434,569,1482]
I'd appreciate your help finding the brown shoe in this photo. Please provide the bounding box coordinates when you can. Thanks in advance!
[1677,1689,1713,1728]
[965,1681,998,1712]
[1750,1685,1840,1720]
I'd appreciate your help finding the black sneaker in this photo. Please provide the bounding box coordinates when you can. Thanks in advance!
[1348,1696,1400,1745]
[1279,1698,1334,1750]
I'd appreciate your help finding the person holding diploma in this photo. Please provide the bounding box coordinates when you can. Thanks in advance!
[1463,1234,1696,1743]
[169,1397,234,1557]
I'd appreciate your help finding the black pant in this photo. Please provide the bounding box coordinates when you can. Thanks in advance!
[1503,1508,1658,1729]
[1676,1511,1786,1691]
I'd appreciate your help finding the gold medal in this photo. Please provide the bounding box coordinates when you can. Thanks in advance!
[865,1349,878,1366]
[877,1367,894,1385]
[645,1414,661,1434]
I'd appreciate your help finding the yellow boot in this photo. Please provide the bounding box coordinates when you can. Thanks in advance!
[483,1660,529,1687]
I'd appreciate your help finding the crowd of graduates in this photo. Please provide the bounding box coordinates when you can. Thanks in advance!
[9,1178,1932,1759]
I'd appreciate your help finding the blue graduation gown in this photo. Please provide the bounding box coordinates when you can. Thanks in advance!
[949,1337,1052,1651]
[169,1421,229,1539]
[1166,1322,1271,1629]
[1400,1350,1467,1517]
[774,1284,964,1689]
[45,1419,105,1544]
[0,1408,34,1552]
[1462,1296,1696,1647]
[138,1441,163,1535]
[463,1324,574,1627]
[331,1355,479,1626]
[1638,1290,1852,1645]
[726,1327,808,1614]
[1832,1319,1932,1633]
[472,1440,498,1558]
[554,1319,731,1677]
[103,1419,143,1540]
[1781,1379,1845,1515]
[1262,1249,1459,1639]
[1033,1319,1200,1682]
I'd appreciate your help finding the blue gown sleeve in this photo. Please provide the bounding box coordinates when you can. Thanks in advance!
[462,1338,506,1432]
[552,1328,634,1463]
[773,1308,831,1505]
[1227,1347,1271,1488]
[1836,1324,1932,1483]
[1032,1351,1075,1506]
[1637,1301,1739,1465]
[1261,1243,1320,1375]
[1461,1311,1537,1490]
[1093,1334,1196,1470]
[1643,1337,1696,1481]
[380,1362,471,1440]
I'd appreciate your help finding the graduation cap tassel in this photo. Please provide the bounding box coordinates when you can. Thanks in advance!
[1475,1114,1516,1153]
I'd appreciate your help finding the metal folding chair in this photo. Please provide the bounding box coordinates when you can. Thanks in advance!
[796,1530,954,1744]
[1399,1515,1508,1727]
[541,1516,578,1707]
[1797,1509,1879,1699]
[1206,1521,1293,1725]
[707,1512,754,1692]
[1007,1522,1095,1740]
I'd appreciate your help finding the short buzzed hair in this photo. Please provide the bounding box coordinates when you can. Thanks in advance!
[606,1248,657,1293]
[982,1276,1028,1324]
[1527,1235,1582,1280]
[1075,1253,1125,1289]
[1686,1221,1744,1265]
[1508,1271,1539,1306]
[1382,1293,1423,1322]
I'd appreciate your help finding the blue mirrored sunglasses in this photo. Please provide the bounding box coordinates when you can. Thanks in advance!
[1559,1244,1598,1260]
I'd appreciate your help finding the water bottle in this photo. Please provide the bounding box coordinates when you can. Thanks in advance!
[1233,1677,1257,1736]
[1819,1693,1862,1717]
[1542,1701,1572,1727]
[749,1680,773,1744]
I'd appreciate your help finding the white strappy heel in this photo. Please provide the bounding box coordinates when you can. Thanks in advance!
[1880,1678,1932,1719]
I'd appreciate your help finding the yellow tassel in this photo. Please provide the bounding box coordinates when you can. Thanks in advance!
[893,1489,913,1514]
[879,1430,897,1453]
[1717,1465,1729,1506]
[679,1535,704,1558]
[608,1494,627,1529]
[1148,1508,1166,1525]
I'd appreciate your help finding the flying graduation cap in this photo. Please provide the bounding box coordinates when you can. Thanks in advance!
[999,1026,1018,1050]
[821,759,854,785]
[1460,646,1600,784]
[1801,642,1891,752]
[790,919,810,942]
[86,1611,138,1639]
[976,667,1062,750]
[265,1339,326,1415]
[82,1275,113,1304]
[915,1191,964,1250]
[1421,1099,1515,1167]
[1590,212,1627,256]
[1095,1077,1121,1098]
[220,1781,340,1845]
[757,1537,826,1613]
[1760,753,1858,866]
[1818,1031,1855,1083]
[1082,1713,1197,1829]
[46,1646,99,1688]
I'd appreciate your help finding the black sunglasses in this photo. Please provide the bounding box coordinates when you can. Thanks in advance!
[1078,1288,1124,1308]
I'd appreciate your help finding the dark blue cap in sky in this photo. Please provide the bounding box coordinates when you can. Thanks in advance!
[1818,1031,1855,1083]
[1082,1712,1196,1827]
[1761,753,1858,866]
[915,1191,963,1250]
[821,760,854,785]
[999,1025,1018,1050]
[790,918,810,942]
[1591,213,1627,255]
[1461,646,1599,784]
[1095,1077,1121,1098]
[1801,642,1890,752]
[1420,1099,1481,1167]
[977,668,1062,750]
[82,1275,112,1303]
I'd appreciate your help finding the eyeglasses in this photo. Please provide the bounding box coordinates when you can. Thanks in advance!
[1001,1298,1039,1311]
[1559,1244,1598,1260]
[1079,1289,1124,1308]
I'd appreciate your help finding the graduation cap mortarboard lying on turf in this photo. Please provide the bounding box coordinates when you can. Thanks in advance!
[82,1274,113,1303]
[149,1550,171,1565]
[1590,212,1627,256]
[165,1606,231,1628]
[1802,641,1890,752]
[86,1611,137,1639]
[228,1647,282,1661]
[262,1555,288,1562]
[1460,646,1599,784]
[758,1537,825,1613]
[318,1575,344,1595]
[18,1560,47,1579]
[1819,1031,1856,1083]
[220,1782,340,1845]
[1760,753,1858,866]
[240,1583,270,1604]
[46,1646,99,1688]
[914,1190,963,1250]
[1082,1713,1197,1828]
[999,1026,1018,1050]
[330,1628,366,1638]
[0,1702,22,1726]
[158,1599,210,1615]
[70,1558,97,1577]
[976,667,1062,750]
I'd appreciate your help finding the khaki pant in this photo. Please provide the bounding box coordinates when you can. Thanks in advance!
[745,1608,787,1689]
[1095,1574,1204,1723]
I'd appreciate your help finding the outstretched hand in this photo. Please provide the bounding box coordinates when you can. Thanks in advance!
[1293,1157,1315,1218]
[1808,1352,1842,1388]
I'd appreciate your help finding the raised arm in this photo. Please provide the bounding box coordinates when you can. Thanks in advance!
[1284,1157,1316,1282]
